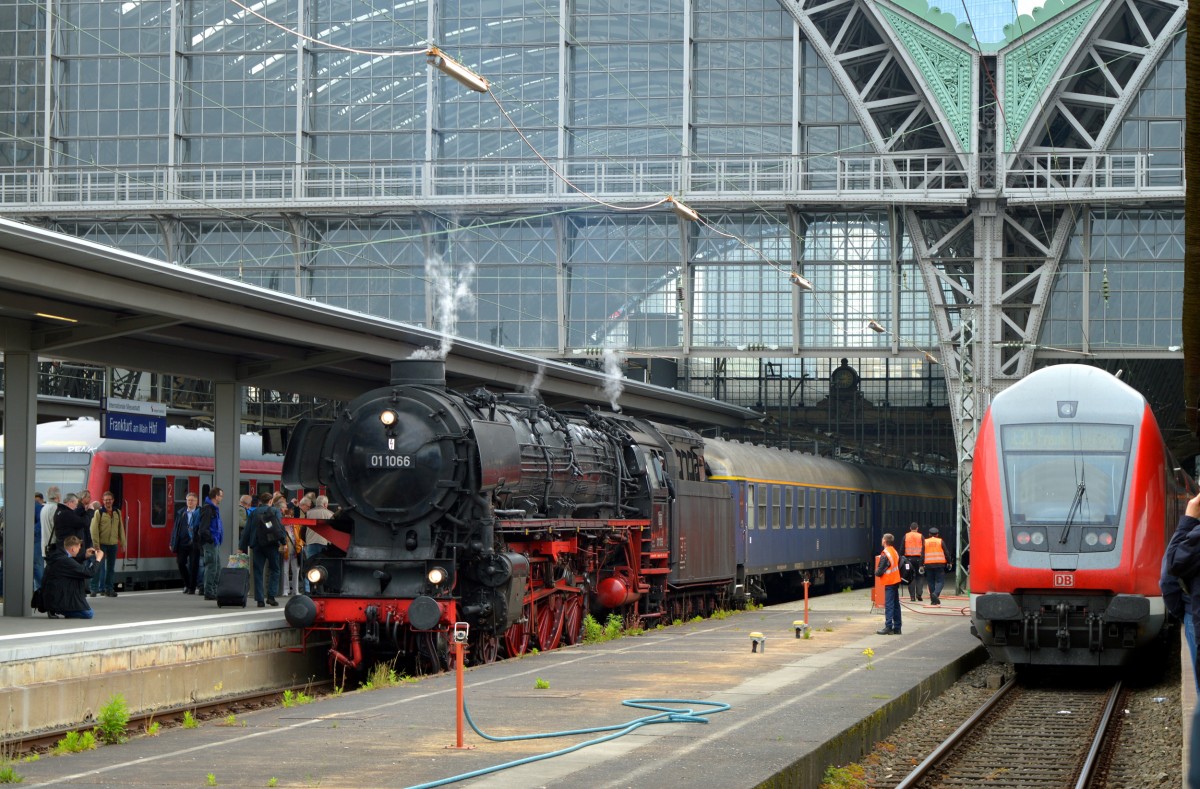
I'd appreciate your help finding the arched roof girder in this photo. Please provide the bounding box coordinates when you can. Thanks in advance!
[999,0,1185,188]
[784,0,969,186]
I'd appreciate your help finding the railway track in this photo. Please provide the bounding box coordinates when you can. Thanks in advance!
[1,680,335,755]
[895,679,1124,789]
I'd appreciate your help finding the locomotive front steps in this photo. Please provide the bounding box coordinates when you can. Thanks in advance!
[0,591,324,741]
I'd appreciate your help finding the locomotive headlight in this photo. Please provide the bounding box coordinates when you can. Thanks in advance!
[427,566,447,585]
[1030,531,1045,546]
[380,409,399,427]
[306,565,328,585]
[1084,532,1099,546]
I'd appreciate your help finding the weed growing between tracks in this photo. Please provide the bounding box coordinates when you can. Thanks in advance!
[51,731,95,756]
[94,695,130,745]
[0,741,39,784]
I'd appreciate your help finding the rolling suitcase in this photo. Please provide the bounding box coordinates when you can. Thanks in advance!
[216,566,250,608]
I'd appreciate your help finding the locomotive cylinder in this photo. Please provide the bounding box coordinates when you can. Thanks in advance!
[596,576,641,608]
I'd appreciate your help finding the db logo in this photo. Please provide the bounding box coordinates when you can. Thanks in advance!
[1053,573,1075,588]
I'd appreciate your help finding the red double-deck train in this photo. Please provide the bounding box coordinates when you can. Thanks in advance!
[969,364,1195,666]
[282,359,955,672]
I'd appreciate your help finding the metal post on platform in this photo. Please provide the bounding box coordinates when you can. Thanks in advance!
[447,622,474,751]
[802,577,810,625]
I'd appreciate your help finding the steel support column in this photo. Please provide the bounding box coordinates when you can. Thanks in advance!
[2,320,37,616]
[212,381,240,555]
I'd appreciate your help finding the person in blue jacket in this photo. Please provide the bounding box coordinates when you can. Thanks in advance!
[196,488,224,600]
[1166,491,1200,682]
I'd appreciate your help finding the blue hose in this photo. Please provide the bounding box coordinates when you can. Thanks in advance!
[403,697,732,789]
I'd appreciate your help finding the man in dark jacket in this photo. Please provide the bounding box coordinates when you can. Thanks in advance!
[170,493,201,594]
[240,492,282,608]
[1165,490,1200,688]
[41,536,104,619]
[53,493,92,549]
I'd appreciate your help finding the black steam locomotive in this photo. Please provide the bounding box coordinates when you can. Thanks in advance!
[283,359,955,671]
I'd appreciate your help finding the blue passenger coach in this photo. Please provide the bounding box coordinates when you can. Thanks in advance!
[704,438,956,599]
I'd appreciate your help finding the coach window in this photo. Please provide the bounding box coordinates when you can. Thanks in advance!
[807,488,816,528]
[759,486,769,529]
[786,488,795,529]
[151,477,168,527]
[747,484,759,530]
[173,478,190,518]
[772,487,782,529]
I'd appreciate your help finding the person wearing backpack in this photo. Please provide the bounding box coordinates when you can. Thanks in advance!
[89,491,126,597]
[240,492,283,608]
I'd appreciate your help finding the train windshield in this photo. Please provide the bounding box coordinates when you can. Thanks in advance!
[0,465,88,510]
[1000,423,1132,526]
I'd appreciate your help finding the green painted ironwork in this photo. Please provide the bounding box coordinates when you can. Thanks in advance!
[880,8,975,152]
[1001,1,1101,149]
[889,0,1091,51]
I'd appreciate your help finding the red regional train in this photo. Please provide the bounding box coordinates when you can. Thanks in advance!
[0,419,282,587]
[969,364,1195,667]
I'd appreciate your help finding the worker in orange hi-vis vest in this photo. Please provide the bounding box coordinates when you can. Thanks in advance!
[924,527,948,606]
[903,522,924,602]
[875,533,902,635]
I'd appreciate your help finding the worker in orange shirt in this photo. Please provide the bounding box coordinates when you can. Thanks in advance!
[903,522,924,602]
[875,533,902,635]
[924,527,948,606]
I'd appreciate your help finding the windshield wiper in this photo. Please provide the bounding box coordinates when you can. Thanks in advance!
[1059,481,1086,544]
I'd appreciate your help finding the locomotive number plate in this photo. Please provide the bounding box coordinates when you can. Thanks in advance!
[368,454,413,468]
[1053,573,1074,588]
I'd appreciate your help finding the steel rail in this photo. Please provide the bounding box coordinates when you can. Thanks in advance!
[1074,680,1124,789]
[1,679,335,755]
[893,678,1016,789]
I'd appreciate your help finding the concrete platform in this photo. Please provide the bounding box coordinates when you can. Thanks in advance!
[0,590,322,740]
[12,589,983,788]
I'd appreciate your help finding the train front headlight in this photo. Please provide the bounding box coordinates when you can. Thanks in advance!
[427,566,447,585]
[306,565,328,585]
[380,409,399,427]
[1081,527,1117,551]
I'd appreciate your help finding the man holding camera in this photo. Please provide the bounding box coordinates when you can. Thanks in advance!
[41,536,104,619]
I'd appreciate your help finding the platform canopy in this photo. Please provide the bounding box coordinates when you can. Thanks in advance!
[0,218,759,428]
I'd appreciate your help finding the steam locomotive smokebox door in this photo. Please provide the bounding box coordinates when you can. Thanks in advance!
[472,420,520,490]
[330,386,470,533]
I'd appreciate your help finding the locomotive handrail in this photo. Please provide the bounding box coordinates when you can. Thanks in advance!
[283,517,350,552]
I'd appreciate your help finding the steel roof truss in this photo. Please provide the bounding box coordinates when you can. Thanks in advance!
[32,315,184,353]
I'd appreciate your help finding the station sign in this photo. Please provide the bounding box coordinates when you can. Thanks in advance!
[103,397,167,417]
[100,397,167,442]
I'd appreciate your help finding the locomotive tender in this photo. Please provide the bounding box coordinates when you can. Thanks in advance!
[283,359,954,670]
[969,364,1195,667]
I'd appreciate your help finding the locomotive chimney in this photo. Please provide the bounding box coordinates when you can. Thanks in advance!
[391,359,446,387]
